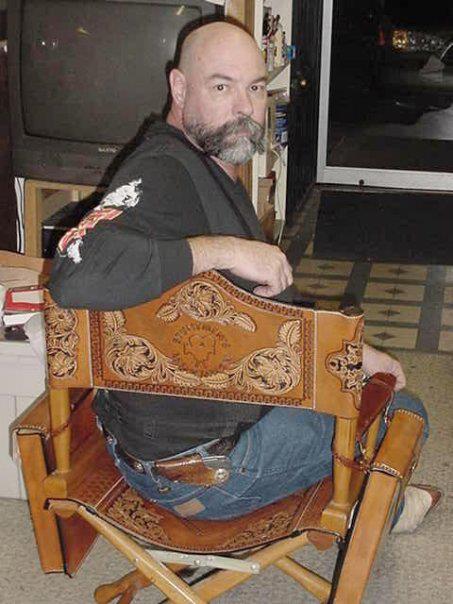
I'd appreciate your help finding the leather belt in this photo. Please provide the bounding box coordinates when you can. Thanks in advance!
[104,429,237,487]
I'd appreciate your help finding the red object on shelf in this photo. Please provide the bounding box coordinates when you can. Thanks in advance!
[3,285,44,313]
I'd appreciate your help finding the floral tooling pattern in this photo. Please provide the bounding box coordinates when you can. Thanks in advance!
[102,310,302,395]
[156,280,256,332]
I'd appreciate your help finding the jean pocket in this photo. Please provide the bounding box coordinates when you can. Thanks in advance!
[194,484,263,520]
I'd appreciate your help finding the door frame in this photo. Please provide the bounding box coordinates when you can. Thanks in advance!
[316,0,453,191]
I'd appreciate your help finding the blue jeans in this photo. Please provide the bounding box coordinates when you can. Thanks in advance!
[105,390,428,520]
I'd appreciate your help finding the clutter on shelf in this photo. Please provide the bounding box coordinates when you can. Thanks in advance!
[2,285,44,327]
[262,7,295,73]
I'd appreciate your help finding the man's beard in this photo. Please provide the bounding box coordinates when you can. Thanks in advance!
[183,116,266,165]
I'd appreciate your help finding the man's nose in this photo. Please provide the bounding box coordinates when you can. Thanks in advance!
[233,89,253,117]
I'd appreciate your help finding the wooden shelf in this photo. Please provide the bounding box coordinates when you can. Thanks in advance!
[24,180,98,257]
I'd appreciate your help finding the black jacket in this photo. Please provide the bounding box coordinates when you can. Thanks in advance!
[50,122,294,459]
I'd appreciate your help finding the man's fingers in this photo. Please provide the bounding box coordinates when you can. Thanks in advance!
[283,261,294,287]
[272,253,293,292]
[253,278,283,298]
[253,286,282,298]
[253,277,281,298]
[253,285,273,297]
[227,240,292,296]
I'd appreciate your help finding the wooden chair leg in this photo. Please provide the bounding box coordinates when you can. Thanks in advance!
[62,503,206,604]
[117,586,139,604]
[275,556,331,602]
[95,564,192,604]
[331,471,399,603]
[94,569,152,603]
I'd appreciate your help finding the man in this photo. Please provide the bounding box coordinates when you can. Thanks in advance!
[50,21,438,529]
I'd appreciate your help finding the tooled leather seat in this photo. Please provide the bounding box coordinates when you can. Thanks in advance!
[13,270,425,603]
[63,445,334,554]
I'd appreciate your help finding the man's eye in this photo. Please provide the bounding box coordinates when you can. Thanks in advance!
[215,84,226,92]
[251,84,265,92]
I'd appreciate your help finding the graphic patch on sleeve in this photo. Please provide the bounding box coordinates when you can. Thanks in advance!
[57,179,142,263]
[99,179,142,209]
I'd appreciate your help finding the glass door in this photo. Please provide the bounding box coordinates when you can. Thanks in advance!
[317,0,453,190]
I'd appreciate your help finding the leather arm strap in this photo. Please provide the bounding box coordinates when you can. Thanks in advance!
[334,372,396,473]
[356,373,396,441]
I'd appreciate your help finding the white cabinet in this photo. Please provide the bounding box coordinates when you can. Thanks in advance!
[0,338,46,499]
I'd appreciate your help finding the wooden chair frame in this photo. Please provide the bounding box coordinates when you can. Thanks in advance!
[13,270,425,603]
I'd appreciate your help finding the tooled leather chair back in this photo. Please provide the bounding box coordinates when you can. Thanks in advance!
[44,270,365,417]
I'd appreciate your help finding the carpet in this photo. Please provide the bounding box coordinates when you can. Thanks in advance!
[313,190,453,264]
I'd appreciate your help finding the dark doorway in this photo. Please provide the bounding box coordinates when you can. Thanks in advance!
[286,0,323,223]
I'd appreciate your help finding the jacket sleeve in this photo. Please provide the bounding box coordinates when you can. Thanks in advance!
[49,153,206,310]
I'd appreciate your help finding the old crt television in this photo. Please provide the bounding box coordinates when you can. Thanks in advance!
[7,0,222,185]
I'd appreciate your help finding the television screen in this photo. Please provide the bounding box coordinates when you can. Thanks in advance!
[8,0,220,184]
[21,0,202,145]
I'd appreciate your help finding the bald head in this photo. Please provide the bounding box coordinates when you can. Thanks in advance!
[178,22,262,76]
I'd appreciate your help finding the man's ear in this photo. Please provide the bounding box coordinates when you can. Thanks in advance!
[169,68,186,108]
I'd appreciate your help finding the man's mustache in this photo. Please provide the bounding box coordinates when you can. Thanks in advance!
[183,114,266,161]
[220,117,264,145]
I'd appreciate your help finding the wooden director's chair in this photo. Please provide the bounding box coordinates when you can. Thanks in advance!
[13,270,425,603]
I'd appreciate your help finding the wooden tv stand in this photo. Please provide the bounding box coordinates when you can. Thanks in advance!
[24,179,98,257]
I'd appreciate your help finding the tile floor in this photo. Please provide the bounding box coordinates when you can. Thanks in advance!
[282,189,453,354]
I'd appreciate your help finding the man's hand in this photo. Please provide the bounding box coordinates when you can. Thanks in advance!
[363,343,406,391]
[188,235,293,297]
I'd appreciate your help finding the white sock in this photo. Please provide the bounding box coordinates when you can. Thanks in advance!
[392,486,433,534]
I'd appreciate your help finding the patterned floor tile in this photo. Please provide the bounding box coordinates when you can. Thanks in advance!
[364,282,425,302]
[443,286,453,305]
[364,325,418,350]
[362,302,421,325]
[438,330,453,352]
[445,267,453,284]
[293,276,347,299]
[369,264,428,282]
[295,258,353,276]
[441,308,453,327]
[285,194,453,353]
